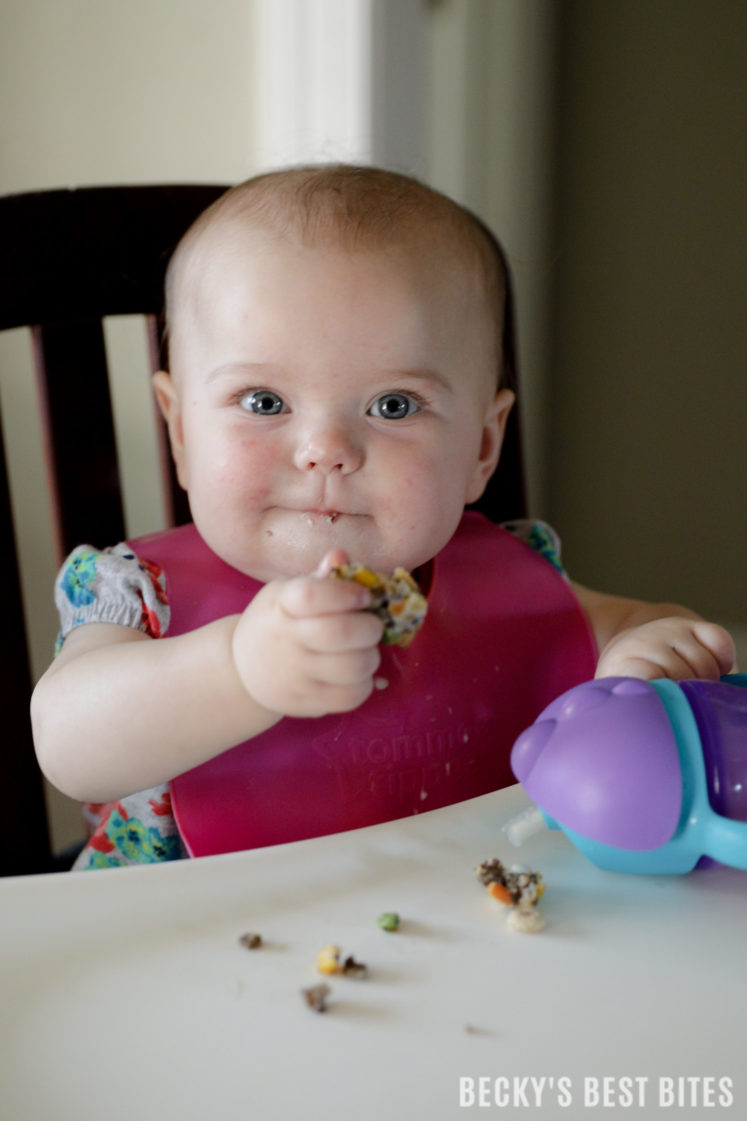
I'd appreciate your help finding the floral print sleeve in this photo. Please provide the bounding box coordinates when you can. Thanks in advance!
[54,543,170,653]
[501,519,567,577]
[52,544,179,870]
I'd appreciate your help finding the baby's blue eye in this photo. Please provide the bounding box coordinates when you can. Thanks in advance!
[240,390,285,416]
[369,393,420,420]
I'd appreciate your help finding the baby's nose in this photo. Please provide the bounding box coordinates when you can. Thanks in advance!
[293,419,363,474]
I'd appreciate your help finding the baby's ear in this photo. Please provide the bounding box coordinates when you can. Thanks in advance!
[152,371,187,488]
[465,388,515,504]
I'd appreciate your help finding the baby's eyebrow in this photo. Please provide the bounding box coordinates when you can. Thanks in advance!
[385,367,456,395]
[204,361,455,393]
[205,362,281,384]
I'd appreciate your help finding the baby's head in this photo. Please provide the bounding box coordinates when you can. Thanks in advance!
[155,164,518,580]
[165,165,514,389]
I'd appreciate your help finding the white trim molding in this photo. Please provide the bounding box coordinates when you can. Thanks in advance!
[252,0,426,173]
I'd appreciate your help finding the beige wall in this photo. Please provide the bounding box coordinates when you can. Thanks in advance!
[0,0,257,192]
[547,1,747,655]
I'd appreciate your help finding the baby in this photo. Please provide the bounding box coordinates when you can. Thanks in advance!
[31,165,735,867]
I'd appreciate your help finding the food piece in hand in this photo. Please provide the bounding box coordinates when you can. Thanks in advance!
[329,563,427,647]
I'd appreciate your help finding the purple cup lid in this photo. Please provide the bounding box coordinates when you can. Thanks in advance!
[511,677,682,850]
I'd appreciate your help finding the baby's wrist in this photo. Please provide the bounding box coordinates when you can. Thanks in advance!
[221,614,283,728]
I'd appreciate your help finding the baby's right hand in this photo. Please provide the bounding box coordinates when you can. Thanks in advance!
[231,552,384,718]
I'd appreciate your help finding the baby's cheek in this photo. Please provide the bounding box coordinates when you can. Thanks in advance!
[386,480,464,565]
[202,448,270,501]
[413,464,465,522]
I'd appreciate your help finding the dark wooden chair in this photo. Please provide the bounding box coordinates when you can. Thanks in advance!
[0,184,227,875]
[0,183,525,877]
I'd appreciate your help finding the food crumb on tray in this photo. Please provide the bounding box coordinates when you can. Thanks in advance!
[507,906,546,933]
[316,944,368,977]
[238,932,262,949]
[376,911,400,932]
[475,858,546,933]
[301,983,331,1013]
[341,955,368,979]
[316,944,341,975]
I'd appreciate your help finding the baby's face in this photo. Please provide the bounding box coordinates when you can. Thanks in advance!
[158,230,513,580]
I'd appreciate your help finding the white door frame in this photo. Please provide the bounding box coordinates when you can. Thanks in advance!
[252,0,426,173]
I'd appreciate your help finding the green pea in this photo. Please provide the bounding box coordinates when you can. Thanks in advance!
[377,911,400,932]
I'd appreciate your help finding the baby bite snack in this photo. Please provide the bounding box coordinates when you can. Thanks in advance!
[330,563,427,647]
[475,857,546,933]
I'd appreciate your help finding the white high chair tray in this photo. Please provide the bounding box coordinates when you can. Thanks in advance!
[1,784,745,1120]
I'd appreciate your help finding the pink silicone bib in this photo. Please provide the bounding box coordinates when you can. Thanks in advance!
[130,513,596,856]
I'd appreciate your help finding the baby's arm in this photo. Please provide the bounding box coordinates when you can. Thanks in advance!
[31,552,381,803]
[572,583,736,681]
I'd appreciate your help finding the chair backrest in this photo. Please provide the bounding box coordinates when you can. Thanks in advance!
[0,182,526,875]
[0,184,226,874]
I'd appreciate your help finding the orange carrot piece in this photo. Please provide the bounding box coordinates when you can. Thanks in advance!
[487,882,513,905]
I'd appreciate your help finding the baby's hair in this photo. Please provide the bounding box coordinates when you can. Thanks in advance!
[165,163,524,518]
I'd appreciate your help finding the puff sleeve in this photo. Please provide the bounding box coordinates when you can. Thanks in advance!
[54,543,170,652]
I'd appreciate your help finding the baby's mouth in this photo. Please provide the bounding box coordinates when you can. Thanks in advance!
[279,505,361,526]
[285,508,347,529]
[301,508,345,524]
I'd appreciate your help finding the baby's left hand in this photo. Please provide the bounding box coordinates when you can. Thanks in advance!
[595,618,736,681]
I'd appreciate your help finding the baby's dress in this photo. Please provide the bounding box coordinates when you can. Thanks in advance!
[53,522,565,870]
[54,545,185,868]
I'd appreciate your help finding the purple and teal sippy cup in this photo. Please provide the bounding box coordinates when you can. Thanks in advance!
[510,674,747,873]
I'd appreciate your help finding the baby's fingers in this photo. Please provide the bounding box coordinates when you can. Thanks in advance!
[314,549,350,578]
[311,646,382,689]
[296,611,384,654]
[280,572,370,619]
[596,651,687,682]
[691,621,737,676]
[662,622,735,680]
[597,619,737,682]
